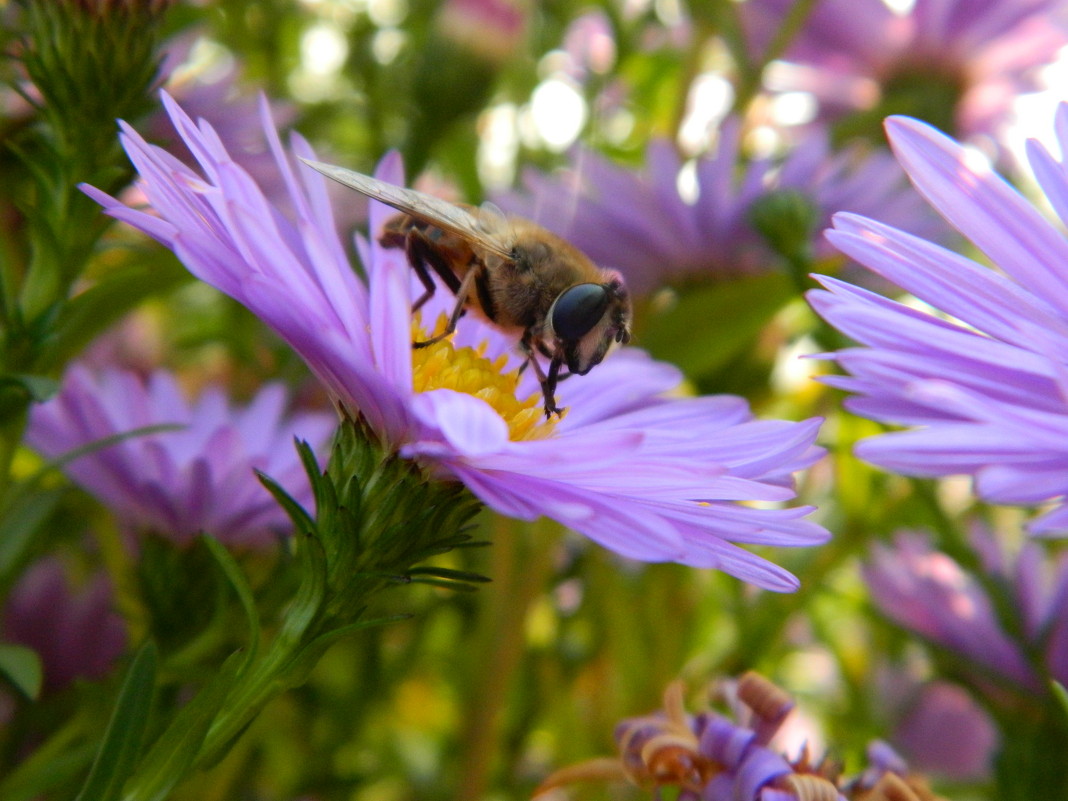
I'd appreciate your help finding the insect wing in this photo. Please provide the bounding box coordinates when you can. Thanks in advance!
[299,158,513,259]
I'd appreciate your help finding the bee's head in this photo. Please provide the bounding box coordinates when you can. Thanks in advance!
[547,274,631,375]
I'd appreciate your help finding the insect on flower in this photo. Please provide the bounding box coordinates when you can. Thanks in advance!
[300,158,632,418]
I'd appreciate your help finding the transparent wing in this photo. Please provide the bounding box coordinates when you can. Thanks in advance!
[300,158,513,259]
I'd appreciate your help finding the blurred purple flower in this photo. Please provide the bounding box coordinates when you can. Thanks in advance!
[496,121,942,295]
[3,557,126,692]
[893,681,997,781]
[809,107,1068,534]
[27,365,335,548]
[149,33,302,207]
[742,0,1068,141]
[439,0,528,63]
[561,10,616,80]
[536,674,943,801]
[865,529,1068,702]
[81,92,830,591]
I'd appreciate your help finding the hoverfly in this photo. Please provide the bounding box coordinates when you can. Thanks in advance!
[301,158,632,417]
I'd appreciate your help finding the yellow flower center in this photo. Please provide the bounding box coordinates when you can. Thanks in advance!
[410,315,558,441]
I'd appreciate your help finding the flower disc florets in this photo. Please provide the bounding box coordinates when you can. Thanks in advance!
[410,316,553,442]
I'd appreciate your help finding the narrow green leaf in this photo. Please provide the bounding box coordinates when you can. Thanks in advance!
[41,260,189,371]
[0,643,43,699]
[406,566,491,583]
[0,735,96,801]
[0,487,66,585]
[119,652,243,801]
[74,641,158,801]
[26,424,185,488]
[200,536,260,668]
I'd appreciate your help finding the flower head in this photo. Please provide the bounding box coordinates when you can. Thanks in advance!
[3,557,126,692]
[496,122,941,295]
[742,0,1068,141]
[81,92,829,591]
[809,106,1068,534]
[27,365,335,548]
[865,528,1068,703]
[536,673,945,801]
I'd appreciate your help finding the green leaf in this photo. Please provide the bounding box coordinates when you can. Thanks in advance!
[40,260,189,372]
[0,734,97,801]
[200,535,260,668]
[0,487,66,585]
[637,273,795,380]
[0,643,43,699]
[74,642,158,801]
[27,424,185,488]
[406,576,481,592]
[119,652,244,801]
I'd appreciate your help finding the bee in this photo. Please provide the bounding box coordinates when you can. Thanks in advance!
[300,158,632,418]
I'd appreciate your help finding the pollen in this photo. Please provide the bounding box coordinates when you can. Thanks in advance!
[410,316,557,441]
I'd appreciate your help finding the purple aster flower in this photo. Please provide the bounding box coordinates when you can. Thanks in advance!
[3,556,126,692]
[893,681,997,781]
[742,0,1068,141]
[865,528,1068,704]
[535,673,943,801]
[809,107,1068,534]
[26,365,335,548]
[496,121,942,295]
[81,92,829,591]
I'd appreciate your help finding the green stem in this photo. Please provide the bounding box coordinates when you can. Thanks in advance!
[455,517,556,800]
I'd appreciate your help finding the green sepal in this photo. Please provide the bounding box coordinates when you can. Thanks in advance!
[74,641,158,801]
[0,643,43,700]
[255,444,318,539]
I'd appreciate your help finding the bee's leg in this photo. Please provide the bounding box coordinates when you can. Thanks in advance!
[413,268,478,348]
[520,344,563,419]
[405,229,461,312]
[539,356,564,418]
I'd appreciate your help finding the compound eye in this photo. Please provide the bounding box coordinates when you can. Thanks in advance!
[552,283,610,341]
